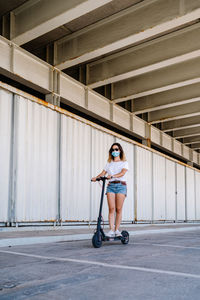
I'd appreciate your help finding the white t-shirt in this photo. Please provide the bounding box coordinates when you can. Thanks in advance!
[104,160,129,182]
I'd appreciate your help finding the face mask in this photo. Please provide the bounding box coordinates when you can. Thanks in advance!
[112,151,120,157]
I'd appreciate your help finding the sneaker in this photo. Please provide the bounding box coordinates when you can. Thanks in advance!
[115,230,122,237]
[107,230,115,237]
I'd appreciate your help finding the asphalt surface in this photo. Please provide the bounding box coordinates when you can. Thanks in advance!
[1,223,200,248]
[0,229,200,300]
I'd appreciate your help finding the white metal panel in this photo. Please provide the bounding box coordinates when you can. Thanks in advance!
[153,153,165,220]
[174,140,182,155]
[91,128,114,222]
[0,36,10,70]
[1,83,200,226]
[0,89,12,222]
[14,48,51,91]
[136,146,152,221]
[88,90,110,120]
[60,73,85,107]
[116,138,134,221]
[151,127,160,145]
[176,164,186,221]
[60,115,91,221]
[186,168,195,220]
[133,115,145,137]
[162,133,172,151]
[195,171,200,220]
[14,95,59,221]
[166,159,176,220]
[113,105,130,129]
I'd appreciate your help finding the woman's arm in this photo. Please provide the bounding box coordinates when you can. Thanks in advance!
[111,168,127,179]
[91,170,107,181]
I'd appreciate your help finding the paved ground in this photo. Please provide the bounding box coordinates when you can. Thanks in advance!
[1,223,200,247]
[0,228,200,299]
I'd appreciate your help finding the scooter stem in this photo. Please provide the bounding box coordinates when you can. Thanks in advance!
[98,178,106,219]
[97,177,106,234]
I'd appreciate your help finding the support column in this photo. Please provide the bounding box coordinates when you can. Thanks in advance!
[142,123,151,147]
[46,44,54,65]
[85,87,89,109]
[79,65,87,85]
[104,84,112,99]
[171,138,175,153]
[131,99,134,113]
[181,143,184,157]
[10,12,15,41]
[187,149,194,166]
[45,69,60,106]
[8,94,16,226]
[45,93,60,106]
[110,102,114,122]
[133,145,137,223]
[2,14,10,39]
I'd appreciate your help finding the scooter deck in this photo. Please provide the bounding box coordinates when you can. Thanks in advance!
[103,236,122,241]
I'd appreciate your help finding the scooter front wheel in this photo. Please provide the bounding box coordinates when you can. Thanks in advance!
[92,232,102,248]
[121,230,129,244]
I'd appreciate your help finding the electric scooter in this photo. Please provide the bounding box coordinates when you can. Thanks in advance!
[91,176,129,248]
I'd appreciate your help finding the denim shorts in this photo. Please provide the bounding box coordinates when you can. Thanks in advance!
[106,182,127,196]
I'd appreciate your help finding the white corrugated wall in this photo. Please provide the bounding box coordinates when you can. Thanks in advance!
[176,164,186,221]
[60,115,91,221]
[165,160,176,220]
[136,146,153,221]
[0,86,200,225]
[195,171,200,220]
[0,89,12,222]
[14,96,59,222]
[153,153,166,220]
[186,168,195,221]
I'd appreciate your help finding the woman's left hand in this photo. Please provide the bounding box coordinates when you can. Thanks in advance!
[107,175,112,179]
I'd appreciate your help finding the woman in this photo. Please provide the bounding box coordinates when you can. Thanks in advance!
[91,143,128,237]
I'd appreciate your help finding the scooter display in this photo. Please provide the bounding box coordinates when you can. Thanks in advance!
[91,176,129,248]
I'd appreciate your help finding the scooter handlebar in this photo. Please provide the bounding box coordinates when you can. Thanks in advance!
[91,176,108,182]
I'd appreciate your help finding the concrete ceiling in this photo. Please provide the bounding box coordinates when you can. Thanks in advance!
[1,0,200,153]
[0,0,28,17]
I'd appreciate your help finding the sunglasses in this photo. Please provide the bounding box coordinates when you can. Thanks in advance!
[112,148,119,151]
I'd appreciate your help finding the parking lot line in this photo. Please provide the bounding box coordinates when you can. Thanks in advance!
[132,242,200,250]
[1,249,200,280]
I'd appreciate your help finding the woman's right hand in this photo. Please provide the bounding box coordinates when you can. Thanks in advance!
[91,177,97,182]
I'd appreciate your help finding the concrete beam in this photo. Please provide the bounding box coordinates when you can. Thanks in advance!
[190,143,200,150]
[112,57,200,102]
[1,35,200,166]
[182,135,200,145]
[114,77,200,103]
[161,116,200,132]
[148,102,200,124]
[11,0,112,45]
[132,82,200,113]
[134,96,200,114]
[87,23,200,88]
[54,1,200,69]
[172,126,200,138]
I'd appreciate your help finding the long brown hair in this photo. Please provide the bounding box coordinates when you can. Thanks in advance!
[108,143,126,162]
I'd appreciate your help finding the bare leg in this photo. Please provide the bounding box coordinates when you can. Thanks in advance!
[115,193,125,231]
[107,193,116,231]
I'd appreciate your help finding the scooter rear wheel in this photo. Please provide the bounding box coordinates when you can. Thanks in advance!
[92,232,102,248]
[121,230,129,244]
